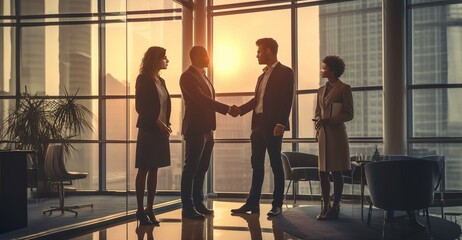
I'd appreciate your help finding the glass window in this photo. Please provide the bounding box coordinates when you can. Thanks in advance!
[1,1,12,16]
[347,90,383,138]
[105,23,128,96]
[317,2,382,88]
[106,99,128,140]
[409,143,462,191]
[213,0,267,5]
[1,27,14,96]
[298,93,317,138]
[127,0,179,12]
[298,6,321,91]
[105,0,126,13]
[20,25,99,96]
[65,143,99,190]
[127,20,183,95]
[75,99,99,140]
[411,4,462,85]
[0,99,15,140]
[212,9,291,93]
[21,0,97,15]
[411,88,462,137]
[106,143,128,190]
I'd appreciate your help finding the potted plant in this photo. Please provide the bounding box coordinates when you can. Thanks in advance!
[1,88,93,197]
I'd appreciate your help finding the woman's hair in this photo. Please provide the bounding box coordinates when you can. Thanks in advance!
[322,55,346,78]
[139,46,166,76]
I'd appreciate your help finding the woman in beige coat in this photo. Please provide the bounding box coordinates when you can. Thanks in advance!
[314,55,354,220]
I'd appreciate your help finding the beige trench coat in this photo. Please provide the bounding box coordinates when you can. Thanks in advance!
[315,80,354,172]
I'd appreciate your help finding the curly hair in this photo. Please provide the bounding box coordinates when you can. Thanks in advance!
[140,46,166,76]
[322,55,346,78]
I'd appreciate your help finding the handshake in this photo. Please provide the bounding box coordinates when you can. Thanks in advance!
[228,105,241,117]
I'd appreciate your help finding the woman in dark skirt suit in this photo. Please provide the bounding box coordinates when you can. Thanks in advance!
[135,46,172,225]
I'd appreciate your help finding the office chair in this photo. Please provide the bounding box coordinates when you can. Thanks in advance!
[42,144,93,216]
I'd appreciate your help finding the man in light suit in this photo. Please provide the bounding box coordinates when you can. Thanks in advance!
[231,38,294,217]
[180,46,239,220]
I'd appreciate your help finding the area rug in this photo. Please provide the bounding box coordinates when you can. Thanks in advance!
[273,206,461,240]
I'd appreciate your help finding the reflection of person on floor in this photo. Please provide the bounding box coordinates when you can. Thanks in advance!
[181,218,205,240]
[135,224,156,240]
[232,213,285,240]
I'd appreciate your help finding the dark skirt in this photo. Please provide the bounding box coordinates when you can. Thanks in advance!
[135,129,171,169]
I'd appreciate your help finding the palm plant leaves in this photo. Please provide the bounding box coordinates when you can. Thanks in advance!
[1,89,93,158]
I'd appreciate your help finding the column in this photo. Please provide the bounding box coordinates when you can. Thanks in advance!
[382,0,406,155]
[194,0,207,47]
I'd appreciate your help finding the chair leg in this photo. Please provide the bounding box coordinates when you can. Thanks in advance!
[309,181,313,200]
[293,181,297,204]
[381,211,387,240]
[367,201,373,227]
[425,208,432,233]
[285,180,292,202]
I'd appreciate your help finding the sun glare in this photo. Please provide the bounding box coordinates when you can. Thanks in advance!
[213,42,240,77]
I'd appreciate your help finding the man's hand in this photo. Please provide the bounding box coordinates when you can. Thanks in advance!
[156,119,172,136]
[229,105,241,117]
[273,124,285,136]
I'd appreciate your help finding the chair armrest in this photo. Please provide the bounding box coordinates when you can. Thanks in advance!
[292,167,318,171]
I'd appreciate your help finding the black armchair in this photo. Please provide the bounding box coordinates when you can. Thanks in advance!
[365,159,439,238]
[420,155,445,218]
[42,144,93,216]
[281,152,319,204]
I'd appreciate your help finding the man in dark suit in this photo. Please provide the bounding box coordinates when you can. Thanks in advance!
[231,38,294,217]
[180,46,239,220]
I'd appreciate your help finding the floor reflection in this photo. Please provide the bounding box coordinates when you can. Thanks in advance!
[69,201,301,240]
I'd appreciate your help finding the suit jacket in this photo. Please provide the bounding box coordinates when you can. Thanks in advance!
[240,62,294,131]
[135,74,171,133]
[180,66,229,134]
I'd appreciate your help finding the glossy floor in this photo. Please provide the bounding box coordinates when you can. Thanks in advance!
[69,200,302,240]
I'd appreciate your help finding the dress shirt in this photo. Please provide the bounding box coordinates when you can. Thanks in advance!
[255,61,279,114]
[154,78,168,124]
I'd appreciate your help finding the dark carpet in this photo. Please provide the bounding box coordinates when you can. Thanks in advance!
[274,206,461,240]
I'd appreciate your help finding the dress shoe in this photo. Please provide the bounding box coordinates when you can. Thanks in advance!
[136,210,154,225]
[267,206,282,217]
[145,208,160,225]
[182,208,205,220]
[195,204,214,215]
[231,204,260,214]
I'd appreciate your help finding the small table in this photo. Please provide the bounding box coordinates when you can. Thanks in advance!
[352,160,373,221]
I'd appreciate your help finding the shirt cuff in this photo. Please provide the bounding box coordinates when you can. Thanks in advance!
[276,124,285,128]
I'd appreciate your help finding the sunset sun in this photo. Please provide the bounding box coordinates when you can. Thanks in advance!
[213,42,240,77]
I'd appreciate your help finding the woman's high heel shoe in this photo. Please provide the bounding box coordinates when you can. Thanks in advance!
[316,206,330,220]
[136,210,153,226]
[323,204,340,220]
[145,208,160,225]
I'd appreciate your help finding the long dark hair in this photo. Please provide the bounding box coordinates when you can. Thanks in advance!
[139,46,166,76]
